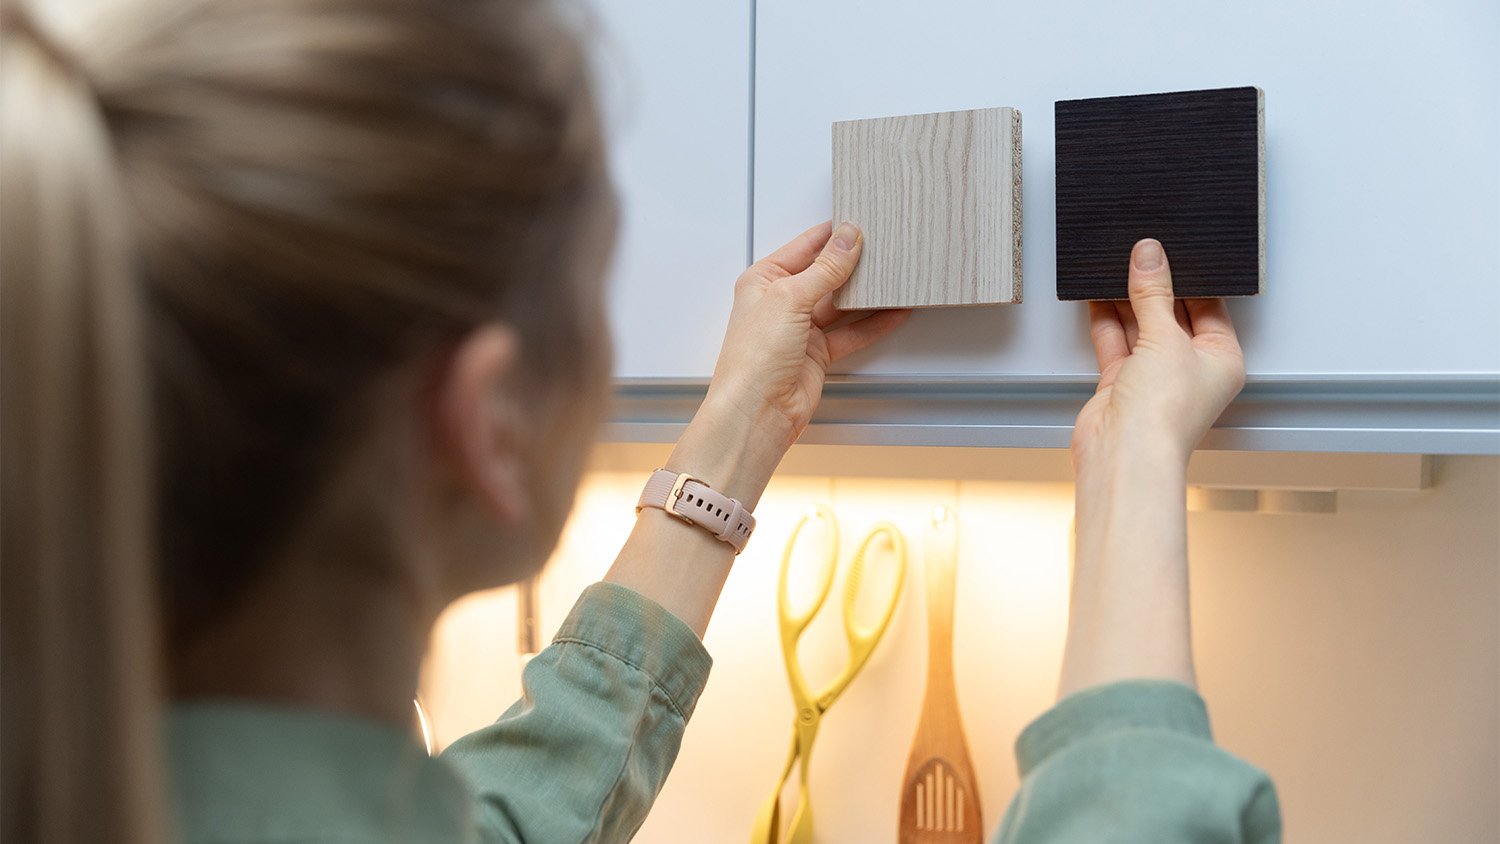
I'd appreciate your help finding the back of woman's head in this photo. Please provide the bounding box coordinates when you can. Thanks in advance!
[1,0,608,839]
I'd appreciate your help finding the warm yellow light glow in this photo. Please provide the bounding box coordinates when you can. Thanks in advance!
[422,468,1078,841]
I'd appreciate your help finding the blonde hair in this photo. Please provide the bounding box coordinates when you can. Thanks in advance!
[0,0,605,840]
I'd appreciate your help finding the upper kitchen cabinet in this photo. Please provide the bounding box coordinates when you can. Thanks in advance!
[754,0,1497,379]
[602,0,1499,453]
[586,0,752,378]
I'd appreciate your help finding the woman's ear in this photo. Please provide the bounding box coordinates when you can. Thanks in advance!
[433,323,530,525]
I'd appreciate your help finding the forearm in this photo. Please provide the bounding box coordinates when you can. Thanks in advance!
[1058,436,1195,699]
[602,221,894,638]
[603,396,784,637]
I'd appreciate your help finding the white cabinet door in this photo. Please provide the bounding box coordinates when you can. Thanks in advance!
[589,0,751,378]
[753,0,1500,379]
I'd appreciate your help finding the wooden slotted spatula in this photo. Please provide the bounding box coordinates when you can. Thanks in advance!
[898,506,982,842]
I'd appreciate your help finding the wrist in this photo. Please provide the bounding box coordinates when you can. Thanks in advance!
[1076,453,1186,516]
[664,396,784,508]
[1074,434,1188,537]
[1074,428,1189,482]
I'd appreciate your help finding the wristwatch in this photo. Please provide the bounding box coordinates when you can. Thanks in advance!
[635,469,756,554]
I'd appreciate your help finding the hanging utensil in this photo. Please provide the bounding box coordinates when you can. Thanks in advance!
[751,506,908,844]
[898,506,982,842]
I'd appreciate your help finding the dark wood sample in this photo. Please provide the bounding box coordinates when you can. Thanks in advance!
[1054,86,1264,300]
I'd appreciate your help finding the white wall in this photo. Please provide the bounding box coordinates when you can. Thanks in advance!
[584,0,751,379]
[1189,455,1500,843]
[420,454,1499,842]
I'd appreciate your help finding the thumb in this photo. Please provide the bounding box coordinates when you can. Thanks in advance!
[790,221,862,308]
[1126,238,1179,335]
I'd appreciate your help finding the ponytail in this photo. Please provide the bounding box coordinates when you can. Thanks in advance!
[1,3,166,841]
[3,0,604,837]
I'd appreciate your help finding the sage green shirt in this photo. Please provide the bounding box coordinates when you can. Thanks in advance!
[167,582,1281,843]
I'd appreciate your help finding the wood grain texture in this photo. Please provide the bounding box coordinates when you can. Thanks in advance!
[898,514,981,843]
[833,107,1022,310]
[1054,86,1265,300]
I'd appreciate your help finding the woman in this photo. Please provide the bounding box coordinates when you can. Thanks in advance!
[0,0,1279,841]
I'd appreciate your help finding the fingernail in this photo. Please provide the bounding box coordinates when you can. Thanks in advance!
[832,222,858,252]
[1133,239,1164,271]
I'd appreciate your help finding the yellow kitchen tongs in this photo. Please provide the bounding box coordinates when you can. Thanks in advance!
[750,505,907,844]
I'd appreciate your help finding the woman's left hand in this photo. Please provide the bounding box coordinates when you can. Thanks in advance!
[667,221,910,505]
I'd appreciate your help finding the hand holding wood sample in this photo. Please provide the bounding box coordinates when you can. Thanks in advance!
[832,107,1023,310]
[898,507,982,843]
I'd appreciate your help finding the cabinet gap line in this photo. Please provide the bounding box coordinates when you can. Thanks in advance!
[744,0,757,268]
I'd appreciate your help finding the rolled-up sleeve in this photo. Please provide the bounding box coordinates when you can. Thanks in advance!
[441,582,712,844]
[992,680,1281,844]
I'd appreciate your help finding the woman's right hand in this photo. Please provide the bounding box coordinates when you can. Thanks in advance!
[1071,238,1247,469]
[1060,238,1245,697]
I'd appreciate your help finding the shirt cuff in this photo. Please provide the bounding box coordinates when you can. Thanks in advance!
[1016,679,1213,776]
[550,581,714,722]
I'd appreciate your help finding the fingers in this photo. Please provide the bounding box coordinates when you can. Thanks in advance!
[1183,297,1238,342]
[747,221,833,282]
[742,220,862,311]
[1087,302,1127,373]
[1113,300,1140,349]
[1126,238,1180,335]
[824,308,911,363]
[811,292,842,329]
[789,222,862,308]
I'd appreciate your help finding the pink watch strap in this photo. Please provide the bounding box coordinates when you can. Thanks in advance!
[636,469,756,554]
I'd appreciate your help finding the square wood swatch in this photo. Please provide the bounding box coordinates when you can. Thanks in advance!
[832,107,1022,310]
[1054,86,1265,300]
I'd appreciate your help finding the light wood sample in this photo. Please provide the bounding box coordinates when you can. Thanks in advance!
[1054,86,1265,300]
[833,107,1022,310]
